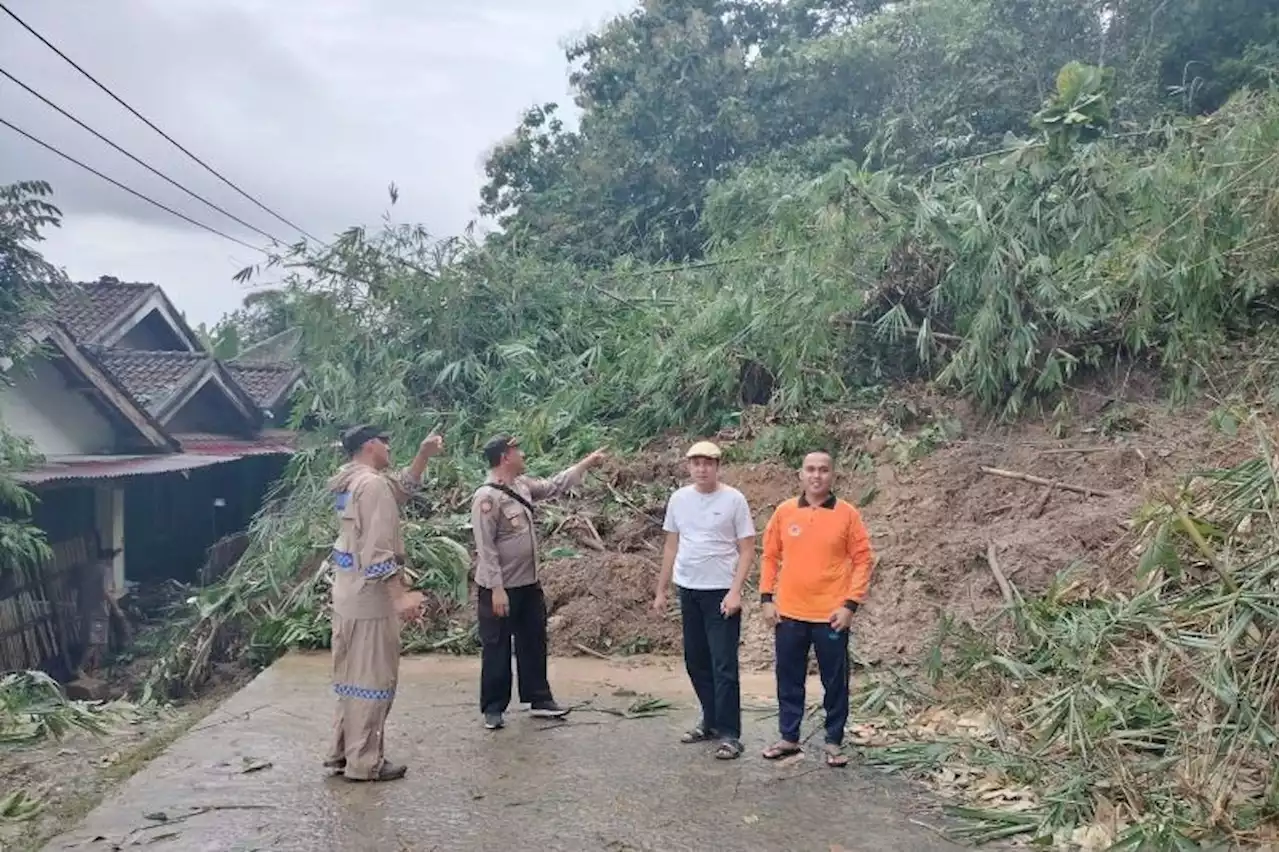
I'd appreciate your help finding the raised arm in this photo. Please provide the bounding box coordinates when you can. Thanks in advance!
[388,434,444,503]
[405,434,444,485]
[524,448,607,501]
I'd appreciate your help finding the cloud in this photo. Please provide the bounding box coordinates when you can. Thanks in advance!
[0,0,633,324]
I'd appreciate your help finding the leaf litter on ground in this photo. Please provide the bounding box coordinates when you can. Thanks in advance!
[845,448,1278,851]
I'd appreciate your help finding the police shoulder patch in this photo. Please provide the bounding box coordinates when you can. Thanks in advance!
[479,497,494,514]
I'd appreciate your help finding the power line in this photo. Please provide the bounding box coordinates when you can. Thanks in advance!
[0,1,322,244]
[0,65,292,246]
[1,114,393,289]
[0,114,266,254]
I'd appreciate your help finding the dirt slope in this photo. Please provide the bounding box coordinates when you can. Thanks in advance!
[534,373,1264,668]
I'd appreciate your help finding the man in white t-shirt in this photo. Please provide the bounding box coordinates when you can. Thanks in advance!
[653,440,756,760]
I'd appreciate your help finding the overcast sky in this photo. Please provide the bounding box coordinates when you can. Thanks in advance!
[0,0,633,327]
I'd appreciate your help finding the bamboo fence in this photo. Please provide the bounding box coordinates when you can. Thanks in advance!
[0,536,89,673]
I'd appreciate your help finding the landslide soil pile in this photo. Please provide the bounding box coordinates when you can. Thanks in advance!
[532,374,1263,669]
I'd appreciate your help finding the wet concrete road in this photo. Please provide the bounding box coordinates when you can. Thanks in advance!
[48,654,963,852]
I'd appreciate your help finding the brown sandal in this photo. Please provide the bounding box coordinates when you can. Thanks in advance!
[762,741,802,760]
[823,744,849,768]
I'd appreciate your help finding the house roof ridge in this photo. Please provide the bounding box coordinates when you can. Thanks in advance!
[85,345,210,360]
[226,359,298,370]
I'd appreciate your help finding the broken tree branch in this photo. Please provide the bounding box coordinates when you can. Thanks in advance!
[572,642,611,661]
[578,516,605,551]
[985,542,1016,608]
[979,466,1119,498]
[604,482,661,526]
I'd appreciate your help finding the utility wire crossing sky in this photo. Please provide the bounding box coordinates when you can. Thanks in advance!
[0,0,633,325]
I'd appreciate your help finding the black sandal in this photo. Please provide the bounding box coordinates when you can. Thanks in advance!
[714,739,744,760]
[681,725,717,744]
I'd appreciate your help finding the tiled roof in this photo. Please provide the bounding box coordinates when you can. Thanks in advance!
[225,362,300,408]
[172,431,297,455]
[89,349,208,411]
[49,277,153,343]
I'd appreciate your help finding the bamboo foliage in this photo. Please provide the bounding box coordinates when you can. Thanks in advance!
[243,89,1279,447]
[153,90,1278,695]
[0,670,112,743]
[856,442,1278,847]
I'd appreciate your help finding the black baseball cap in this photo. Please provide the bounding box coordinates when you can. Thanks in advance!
[341,424,389,454]
[482,434,519,467]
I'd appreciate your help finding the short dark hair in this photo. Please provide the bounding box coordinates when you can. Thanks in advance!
[341,424,388,455]
[482,434,519,468]
[802,449,835,466]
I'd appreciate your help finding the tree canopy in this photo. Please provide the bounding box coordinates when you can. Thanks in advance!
[477,0,1276,268]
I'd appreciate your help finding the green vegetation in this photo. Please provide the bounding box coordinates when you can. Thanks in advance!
[2,1,1274,845]
[169,0,1275,684]
[480,0,1277,267]
[0,671,115,744]
[853,436,1278,848]
[0,181,60,582]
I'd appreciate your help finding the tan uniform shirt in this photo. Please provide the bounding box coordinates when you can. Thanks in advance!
[470,466,584,589]
[328,463,420,620]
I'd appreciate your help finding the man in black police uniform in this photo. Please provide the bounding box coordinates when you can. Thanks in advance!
[470,435,607,730]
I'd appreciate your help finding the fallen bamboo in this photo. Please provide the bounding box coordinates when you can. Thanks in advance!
[604,482,662,527]
[581,517,605,551]
[979,466,1118,498]
[985,542,1016,608]
[572,642,611,661]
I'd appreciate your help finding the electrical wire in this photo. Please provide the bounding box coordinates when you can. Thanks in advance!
[0,65,292,246]
[0,114,266,253]
[0,0,322,243]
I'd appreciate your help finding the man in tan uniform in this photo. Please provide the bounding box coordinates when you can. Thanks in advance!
[323,424,443,782]
[471,435,606,730]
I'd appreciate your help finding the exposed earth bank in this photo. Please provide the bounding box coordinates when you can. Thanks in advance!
[533,371,1266,670]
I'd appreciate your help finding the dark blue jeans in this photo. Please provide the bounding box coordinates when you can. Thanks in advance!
[678,586,742,741]
[775,617,850,746]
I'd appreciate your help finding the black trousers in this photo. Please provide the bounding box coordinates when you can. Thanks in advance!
[678,586,742,740]
[775,616,849,746]
[477,583,554,714]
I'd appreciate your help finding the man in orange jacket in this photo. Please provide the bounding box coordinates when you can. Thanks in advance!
[758,450,874,768]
